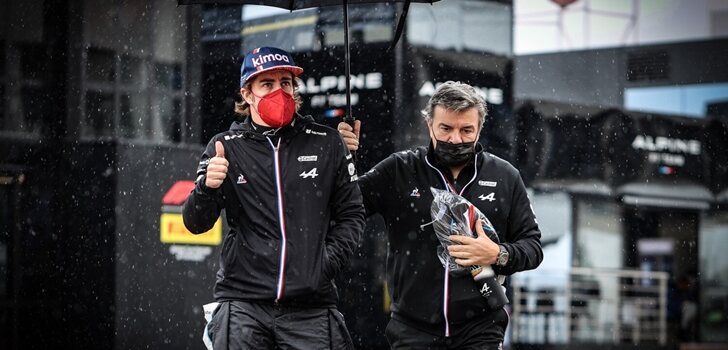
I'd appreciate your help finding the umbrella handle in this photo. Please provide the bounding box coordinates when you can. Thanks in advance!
[344,116,355,127]
[343,0,354,127]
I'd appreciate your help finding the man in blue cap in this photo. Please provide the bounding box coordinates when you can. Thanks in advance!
[183,47,365,350]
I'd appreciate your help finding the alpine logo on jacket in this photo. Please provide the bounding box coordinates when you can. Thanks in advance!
[480,282,492,297]
[300,168,319,179]
[479,193,496,202]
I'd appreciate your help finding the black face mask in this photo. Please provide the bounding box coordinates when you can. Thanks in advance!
[433,139,476,167]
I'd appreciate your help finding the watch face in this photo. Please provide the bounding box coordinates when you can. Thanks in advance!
[497,248,509,266]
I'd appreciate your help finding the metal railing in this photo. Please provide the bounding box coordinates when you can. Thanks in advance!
[511,267,669,345]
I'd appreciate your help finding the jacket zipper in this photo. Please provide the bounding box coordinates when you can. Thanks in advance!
[267,137,287,303]
[424,154,479,337]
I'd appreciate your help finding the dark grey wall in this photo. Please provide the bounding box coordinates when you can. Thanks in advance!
[514,39,728,109]
[115,142,217,350]
[515,48,625,109]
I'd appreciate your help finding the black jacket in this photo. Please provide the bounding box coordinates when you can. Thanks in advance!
[358,145,542,335]
[183,115,365,307]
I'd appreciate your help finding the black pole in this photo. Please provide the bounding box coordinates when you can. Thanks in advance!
[343,0,354,125]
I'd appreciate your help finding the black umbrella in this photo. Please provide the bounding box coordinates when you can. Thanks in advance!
[178,0,441,124]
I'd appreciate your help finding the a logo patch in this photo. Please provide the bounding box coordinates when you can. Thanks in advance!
[479,181,497,187]
[237,174,247,184]
[223,134,244,141]
[305,129,327,136]
[479,193,496,202]
[298,155,318,162]
[347,163,356,176]
[300,168,319,179]
[251,53,290,67]
[410,188,421,198]
[480,282,492,297]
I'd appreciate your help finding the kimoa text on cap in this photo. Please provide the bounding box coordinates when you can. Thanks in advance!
[252,53,290,67]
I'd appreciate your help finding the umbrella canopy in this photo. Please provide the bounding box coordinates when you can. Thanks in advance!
[179,0,441,123]
[178,0,438,10]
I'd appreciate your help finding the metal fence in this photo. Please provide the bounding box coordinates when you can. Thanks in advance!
[511,267,669,345]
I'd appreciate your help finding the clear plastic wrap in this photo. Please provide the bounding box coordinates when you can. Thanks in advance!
[427,187,500,273]
[426,187,509,309]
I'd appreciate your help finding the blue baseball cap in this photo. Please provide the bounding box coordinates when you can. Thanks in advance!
[240,47,304,87]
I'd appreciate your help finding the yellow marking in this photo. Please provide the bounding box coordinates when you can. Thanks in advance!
[160,213,222,246]
[242,15,318,35]
[383,281,391,313]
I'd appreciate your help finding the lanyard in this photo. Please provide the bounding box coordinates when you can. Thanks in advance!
[424,154,479,197]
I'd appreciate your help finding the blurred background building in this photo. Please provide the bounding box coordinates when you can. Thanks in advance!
[0,1,211,349]
[0,0,726,349]
[511,1,728,348]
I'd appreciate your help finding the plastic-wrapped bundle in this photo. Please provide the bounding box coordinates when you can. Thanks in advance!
[428,188,499,271]
[427,187,508,309]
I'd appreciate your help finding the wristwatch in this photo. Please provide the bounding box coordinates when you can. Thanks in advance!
[495,245,509,267]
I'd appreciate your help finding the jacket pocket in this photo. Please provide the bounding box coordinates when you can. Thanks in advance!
[207,301,230,350]
[328,308,354,350]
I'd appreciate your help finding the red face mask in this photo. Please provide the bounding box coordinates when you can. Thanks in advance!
[252,89,296,128]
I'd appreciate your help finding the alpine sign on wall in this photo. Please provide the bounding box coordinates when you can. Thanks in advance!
[292,44,397,171]
[515,103,723,200]
[631,134,701,171]
[617,113,706,185]
[292,46,394,124]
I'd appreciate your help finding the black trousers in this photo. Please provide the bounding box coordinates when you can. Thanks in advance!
[207,300,354,350]
[385,308,509,350]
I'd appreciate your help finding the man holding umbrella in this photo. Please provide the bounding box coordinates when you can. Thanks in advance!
[183,46,365,349]
[338,81,543,349]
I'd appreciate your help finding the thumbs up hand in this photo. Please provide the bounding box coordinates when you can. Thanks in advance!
[205,141,229,189]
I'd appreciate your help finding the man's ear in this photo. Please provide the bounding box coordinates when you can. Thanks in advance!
[241,88,253,105]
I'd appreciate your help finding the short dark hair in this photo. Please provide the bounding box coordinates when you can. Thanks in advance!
[421,81,487,128]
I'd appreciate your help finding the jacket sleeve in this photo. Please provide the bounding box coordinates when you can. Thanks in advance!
[494,170,543,276]
[182,138,225,234]
[356,154,397,216]
[324,136,366,279]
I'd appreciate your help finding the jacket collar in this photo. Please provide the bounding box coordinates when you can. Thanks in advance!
[229,114,314,142]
